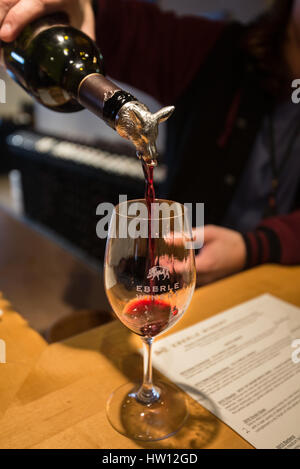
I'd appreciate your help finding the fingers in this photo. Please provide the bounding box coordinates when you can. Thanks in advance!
[191,227,205,247]
[164,228,205,250]
[164,225,220,253]
[195,247,223,285]
[0,0,54,42]
[195,246,215,273]
[0,0,18,29]
[0,0,96,43]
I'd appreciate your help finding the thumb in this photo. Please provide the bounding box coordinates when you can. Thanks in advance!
[0,0,48,42]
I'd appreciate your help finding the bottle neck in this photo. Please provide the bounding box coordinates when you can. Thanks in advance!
[77,73,136,128]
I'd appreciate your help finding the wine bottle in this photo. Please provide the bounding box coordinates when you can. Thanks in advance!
[0,12,175,165]
[0,13,134,121]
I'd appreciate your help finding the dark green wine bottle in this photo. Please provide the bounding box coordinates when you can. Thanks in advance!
[1,12,136,128]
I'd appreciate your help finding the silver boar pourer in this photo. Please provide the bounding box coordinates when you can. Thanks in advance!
[115,102,175,167]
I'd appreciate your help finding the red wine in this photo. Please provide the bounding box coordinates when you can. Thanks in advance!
[142,161,156,280]
[124,298,178,338]
[142,162,155,208]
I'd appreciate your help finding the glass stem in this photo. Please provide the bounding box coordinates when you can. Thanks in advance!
[137,338,160,405]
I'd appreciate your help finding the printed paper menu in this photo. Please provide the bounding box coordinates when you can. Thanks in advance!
[153,295,300,449]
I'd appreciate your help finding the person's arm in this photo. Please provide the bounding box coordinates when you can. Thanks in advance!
[96,0,225,104]
[243,210,300,267]
[190,210,300,286]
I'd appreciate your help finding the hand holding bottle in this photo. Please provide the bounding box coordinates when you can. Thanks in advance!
[0,0,95,43]
[0,1,175,165]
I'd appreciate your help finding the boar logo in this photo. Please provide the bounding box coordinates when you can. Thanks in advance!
[147,266,170,281]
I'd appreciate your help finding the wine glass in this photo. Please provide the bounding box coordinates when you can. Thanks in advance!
[104,199,196,441]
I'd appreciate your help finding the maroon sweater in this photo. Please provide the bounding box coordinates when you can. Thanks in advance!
[96,0,300,267]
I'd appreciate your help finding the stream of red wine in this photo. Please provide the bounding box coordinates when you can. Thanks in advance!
[122,162,178,338]
[142,162,156,274]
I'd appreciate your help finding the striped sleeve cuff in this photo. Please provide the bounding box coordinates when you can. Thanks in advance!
[242,227,282,269]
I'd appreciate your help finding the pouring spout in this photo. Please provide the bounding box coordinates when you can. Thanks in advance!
[137,142,159,167]
[115,102,175,166]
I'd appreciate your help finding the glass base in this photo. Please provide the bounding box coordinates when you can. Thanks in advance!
[106,380,188,442]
